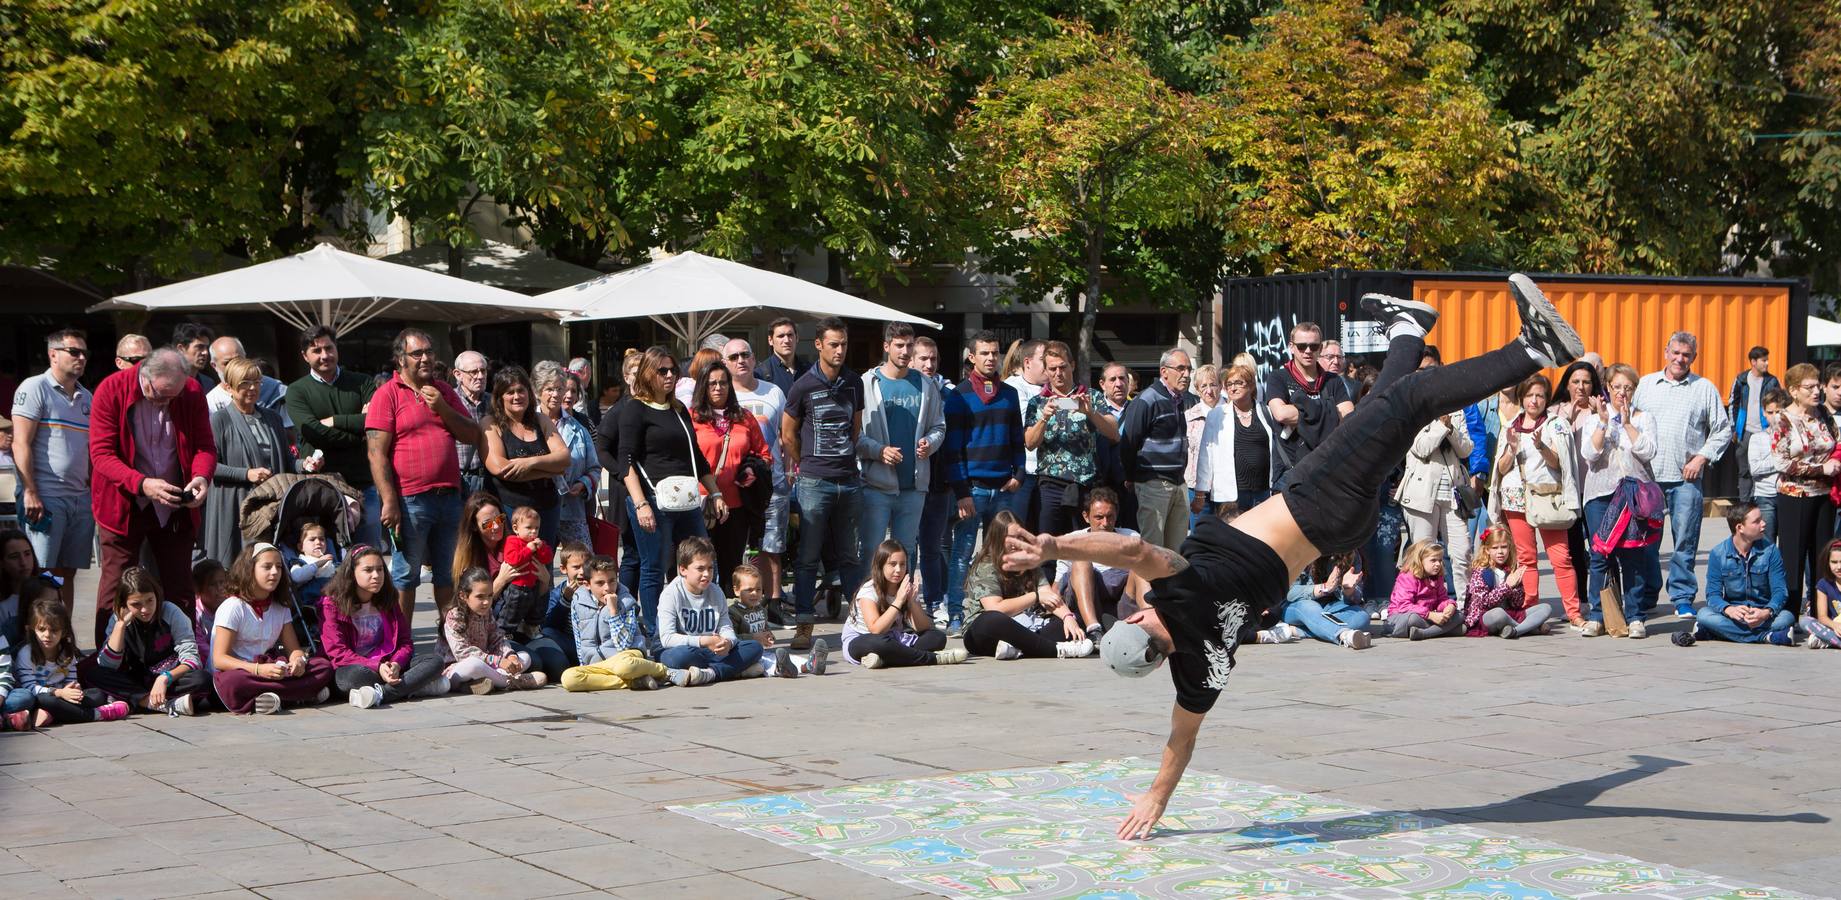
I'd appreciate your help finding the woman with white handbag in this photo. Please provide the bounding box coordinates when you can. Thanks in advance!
[1488,374,1582,626]
[619,346,729,640]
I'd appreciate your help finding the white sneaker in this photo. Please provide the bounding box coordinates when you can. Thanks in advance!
[1338,629,1371,650]
[1580,620,1604,637]
[1804,633,1826,649]
[171,694,197,716]
[251,692,282,715]
[349,685,382,709]
[1056,638,1095,659]
[739,661,766,679]
[1255,629,1280,644]
[1627,620,1647,640]
[861,653,885,669]
[994,641,1023,660]
[934,648,969,665]
[1276,623,1306,643]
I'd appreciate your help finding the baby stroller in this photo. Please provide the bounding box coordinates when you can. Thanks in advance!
[241,473,364,656]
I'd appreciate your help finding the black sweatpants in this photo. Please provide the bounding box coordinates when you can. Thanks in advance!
[962,612,1062,658]
[333,654,448,703]
[31,686,111,723]
[1283,335,1541,554]
[1776,493,1833,617]
[78,657,211,708]
[846,629,948,667]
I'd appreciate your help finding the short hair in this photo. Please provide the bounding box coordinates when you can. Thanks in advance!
[556,540,592,566]
[882,322,915,343]
[730,564,762,591]
[171,322,214,347]
[531,359,566,395]
[1421,345,1442,365]
[912,335,938,352]
[1224,363,1256,388]
[814,316,848,341]
[1086,486,1120,510]
[1761,387,1790,410]
[44,328,84,350]
[1749,345,1770,362]
[676,535,716,569]
[1726,501,1758,534]
[299,325,338,353]
[698,333,730,352]
[1821,363,1841,384]
[509,506,541,526]
[297,521,326,540]
[392,328,433,365]
[1158,348,1189,368]
[138,348,188,382]
[222,357,262,391]
[116,334,151,357]
[192,558,227,586]
[1666,331,1698,354]
[1290,321,1322,342]
[209,336,246,364]
[769,316,798,336]
[585,555,618,578]
[1102,361,1129,378]
[1513,373,1552,404]
[1191,363,1218,386]
[1604,363,1640,389]
[1043,340,1072,364]
[968,329,1000,349]
[1786,363,1820,390]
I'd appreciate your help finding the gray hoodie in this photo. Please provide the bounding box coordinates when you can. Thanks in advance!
[856,366,947,494]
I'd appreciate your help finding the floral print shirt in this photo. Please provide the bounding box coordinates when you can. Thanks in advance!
[1025,392,1100,485]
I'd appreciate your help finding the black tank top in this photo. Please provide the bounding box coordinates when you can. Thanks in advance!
[490,420,558,511]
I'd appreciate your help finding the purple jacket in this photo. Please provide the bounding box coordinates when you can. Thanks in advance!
[318,597,414,670]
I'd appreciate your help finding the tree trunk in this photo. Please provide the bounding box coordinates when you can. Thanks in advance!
[1078,217,1103,387]
[445,240,465,279]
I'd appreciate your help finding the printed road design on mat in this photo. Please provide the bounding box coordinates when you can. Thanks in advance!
[671,758,1807,899]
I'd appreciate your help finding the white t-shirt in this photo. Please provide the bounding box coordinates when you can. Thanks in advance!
[213,596,295,663]
[1007,375,1045,475]
[1053,527,1142,585]
[734,378,787,483]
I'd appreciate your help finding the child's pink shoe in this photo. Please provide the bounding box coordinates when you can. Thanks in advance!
[95,701,131,723]
[3,710,32,732]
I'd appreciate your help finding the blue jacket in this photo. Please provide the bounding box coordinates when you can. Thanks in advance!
[1728,370,1782,442]
[1119,379,1189,484]
[1465,397,1498,480]
[1704,537,1786,615]
[570,583,646,665]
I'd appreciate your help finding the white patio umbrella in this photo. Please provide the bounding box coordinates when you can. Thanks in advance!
[541,251,943,349]
[1809,316,1841,347]
[92,243,573,337]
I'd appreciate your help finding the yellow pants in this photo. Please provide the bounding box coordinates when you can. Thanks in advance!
[560,649,668,692]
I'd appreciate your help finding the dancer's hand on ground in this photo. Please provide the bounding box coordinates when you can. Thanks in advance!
[1002,522,1052,571]
[1118,791,1168,840]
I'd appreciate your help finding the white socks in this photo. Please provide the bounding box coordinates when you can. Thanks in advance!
[1388,319,1427,342]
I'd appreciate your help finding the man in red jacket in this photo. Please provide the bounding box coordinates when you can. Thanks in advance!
[89,347,216,646]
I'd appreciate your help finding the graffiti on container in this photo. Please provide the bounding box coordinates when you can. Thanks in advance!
[1239,313,1298,376]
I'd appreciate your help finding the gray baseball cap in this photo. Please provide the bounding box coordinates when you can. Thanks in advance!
[1100,622,1165,677]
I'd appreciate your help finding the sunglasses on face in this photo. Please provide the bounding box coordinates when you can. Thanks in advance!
[1293,342,1321,352]
[726,351,753,361]
[54,346,86,357]
[118,355,146,365]
[657,367,677,377]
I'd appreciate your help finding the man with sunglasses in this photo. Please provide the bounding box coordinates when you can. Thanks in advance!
[1002,276,1585,842]
[114,334,152,371]
[1266,322,1356,488]
[13,328,95,606]
[1118,348,1195,553]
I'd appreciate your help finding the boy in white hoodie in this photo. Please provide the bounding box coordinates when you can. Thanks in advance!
[657,537,764,685]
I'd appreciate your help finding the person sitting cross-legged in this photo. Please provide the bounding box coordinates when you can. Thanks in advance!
[1055,487,1146,643]
[562,555,670,692]
[658,537,765,685]
[1681,501,1795,646]
[1276,552,1372,649]
[1462,527,1554,639]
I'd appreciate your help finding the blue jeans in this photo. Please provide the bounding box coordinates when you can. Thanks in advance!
[919,490,953,615]
[1756,495,1777,542]
[860,488,925,578]
[1694,606,1794,643]
[660,640,764,681]
[626,495,709,639]
[947,485,1011,620]
[794,476,863,623]
[356,485,383,551]
[1660,480,1704,609]
[1582,496,1659,623]
[1362,501,1405,605]
[1280,585,1372,643]
[619,511,641,599]
[3,687,33,715]
[1012,473,1037,522]
[389,489,463,591]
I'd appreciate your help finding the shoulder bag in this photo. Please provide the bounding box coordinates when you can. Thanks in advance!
[636,409,704,513]
[1517,428,1576,530]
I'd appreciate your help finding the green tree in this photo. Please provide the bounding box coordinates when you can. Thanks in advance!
[0,0,360,289]
[958,23,1218,379]
[1214,0,1516,271]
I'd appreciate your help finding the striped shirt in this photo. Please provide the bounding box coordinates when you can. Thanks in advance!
[1633,370,1731,483]
[12,373,91,496]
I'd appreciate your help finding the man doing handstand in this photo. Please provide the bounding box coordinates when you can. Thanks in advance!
[1002,274,1585,840]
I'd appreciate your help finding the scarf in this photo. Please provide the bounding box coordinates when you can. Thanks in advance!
[968,370,999,403]
[1284,361,1326,394]
[1511,412,1547,434]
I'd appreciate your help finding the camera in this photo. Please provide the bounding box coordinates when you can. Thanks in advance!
[177,488,196,505]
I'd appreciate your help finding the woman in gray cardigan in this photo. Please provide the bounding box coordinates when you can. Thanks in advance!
[203,358,311,564]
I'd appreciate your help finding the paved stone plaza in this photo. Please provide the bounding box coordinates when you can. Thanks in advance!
[3,519,1837,898]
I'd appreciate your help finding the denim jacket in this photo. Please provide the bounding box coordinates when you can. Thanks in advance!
[1704,537,1786,615]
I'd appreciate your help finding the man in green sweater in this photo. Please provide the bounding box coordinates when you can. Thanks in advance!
[286,326,381,547]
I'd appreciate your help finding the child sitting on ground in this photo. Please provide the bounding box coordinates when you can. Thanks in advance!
[1803,539,1841,649]
[444,567,547,692]
[83,567,210,716]
[730,564,826,677]
[494,507,554,644]
[658,537,763,686]
[211,544,336,715]
[562,555,669,691]
[285,522,340,604]
[1384,540,1462,640]
[1464,527,1553,638]
[843,542,964,669]
[6,585,130,730]
[192,559,229,673]
[543,541,593,668]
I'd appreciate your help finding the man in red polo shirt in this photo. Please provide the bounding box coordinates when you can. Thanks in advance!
[367,328,482,621]
[88,348,216,647]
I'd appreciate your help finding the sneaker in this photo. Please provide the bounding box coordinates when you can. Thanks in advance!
[1508,273,1584,367]
[666,668,695,687]
[1275,623,1305,643]
[1804,633,1825,649]
[861,652,886,670]
[1256,629,1280,644]
[772,646,798,678]
[252,692,283,715]
[1056,638,1095,659]
[803,642,830,675]
[1499,624,1518,639]
[994,640,1023,661]
[349,685,382,709]
[510,671,548,690]
[690,666,717,685]
[1086,623,1105,645]
[1768,627,1795,647]
[932,606,950,630]
[738,661,766,679]
[1673,627,1698,647]
[1628,620,1647,640]
[1358,293,1439,336]
[3,710,32,732]
[313,688,331,705]
[934,648,969,665]
[1581,620,1604,637]
[790,623,814,650]
[1338,629,1371,650]
[629,675,660,691]
[171,694,197,717]
[948,617,964,637]
[1675,604,1695,618]
[1407,626,1430,641]
[94,701,130,722]
[465,677,496,695]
